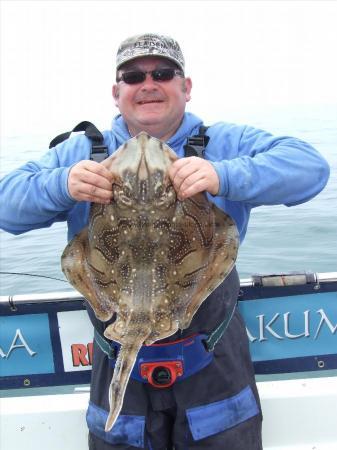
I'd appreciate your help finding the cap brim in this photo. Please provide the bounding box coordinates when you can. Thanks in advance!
[117,54,184,72]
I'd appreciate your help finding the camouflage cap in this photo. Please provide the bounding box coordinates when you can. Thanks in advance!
[116,33,185,72]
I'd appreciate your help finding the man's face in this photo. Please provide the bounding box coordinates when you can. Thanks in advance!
[112,57,192,141]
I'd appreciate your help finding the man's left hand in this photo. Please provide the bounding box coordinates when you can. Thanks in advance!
[168,156,219,200]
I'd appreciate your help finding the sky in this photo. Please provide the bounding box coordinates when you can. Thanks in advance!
[1,0,337,137]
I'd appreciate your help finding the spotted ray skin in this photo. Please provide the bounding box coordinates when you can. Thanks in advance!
[61,132,239,431]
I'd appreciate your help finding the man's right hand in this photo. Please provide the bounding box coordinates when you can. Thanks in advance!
[68,160,113,204]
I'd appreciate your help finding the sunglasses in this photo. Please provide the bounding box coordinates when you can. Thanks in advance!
[116,68,184,85]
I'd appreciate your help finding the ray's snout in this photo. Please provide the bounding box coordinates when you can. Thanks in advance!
[118,133,175,204]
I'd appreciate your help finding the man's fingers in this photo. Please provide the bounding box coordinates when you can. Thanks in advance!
[169,157,194,177]
[169,157,219,199]
[178,170,206,193]
[76,191,112,204]
[169,157,198,190]
[78,169,113,192]
[68,160,115,202]
[178,178,209,199]
[79,184,113,201]
[79,161,113,183]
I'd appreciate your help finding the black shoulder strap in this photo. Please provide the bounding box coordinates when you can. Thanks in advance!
[183,125,210,158]
[49,122,209,162]
[49,121,109,163]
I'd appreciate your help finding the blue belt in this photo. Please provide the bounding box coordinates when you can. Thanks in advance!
[94,305,236,388]
[95,331,213,387]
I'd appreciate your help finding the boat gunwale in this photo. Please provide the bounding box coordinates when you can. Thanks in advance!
[1,271,336,306]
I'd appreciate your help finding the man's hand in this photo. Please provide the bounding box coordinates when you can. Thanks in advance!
[68,160,113,203]
[168,156,219,200]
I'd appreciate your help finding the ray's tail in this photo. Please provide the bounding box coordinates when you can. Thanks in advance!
[104,331,150,432]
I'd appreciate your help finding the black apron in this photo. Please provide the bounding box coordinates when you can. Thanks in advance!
[86,267,262,450]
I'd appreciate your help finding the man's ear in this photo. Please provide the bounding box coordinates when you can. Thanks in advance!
[184,77,192,102]
[112,85,119,106]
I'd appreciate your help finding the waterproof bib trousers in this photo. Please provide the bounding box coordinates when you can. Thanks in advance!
[87,267,262,450]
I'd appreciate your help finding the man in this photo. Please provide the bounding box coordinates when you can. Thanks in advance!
[0,33,330,449]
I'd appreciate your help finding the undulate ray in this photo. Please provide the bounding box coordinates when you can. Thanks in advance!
[61,132,239,431]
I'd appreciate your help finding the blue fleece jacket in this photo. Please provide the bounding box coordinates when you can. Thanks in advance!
[0,112,330,243]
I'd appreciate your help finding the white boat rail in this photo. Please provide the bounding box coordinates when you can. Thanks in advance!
[1,271,336,306]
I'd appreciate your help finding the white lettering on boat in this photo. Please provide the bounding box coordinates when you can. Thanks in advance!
[315,309,337,339]
[0,329,36,358]
[246,309,337,342]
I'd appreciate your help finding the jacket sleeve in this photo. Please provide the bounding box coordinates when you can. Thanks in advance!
[0,135,90,235]
[210,124,330,206]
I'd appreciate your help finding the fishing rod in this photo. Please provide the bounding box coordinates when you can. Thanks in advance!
[0,271,68,283]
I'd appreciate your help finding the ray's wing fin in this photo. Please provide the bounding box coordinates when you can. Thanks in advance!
[177,197,239,329]
[61,228,114,322]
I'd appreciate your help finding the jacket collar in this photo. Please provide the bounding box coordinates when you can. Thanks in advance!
[110,112,203,156]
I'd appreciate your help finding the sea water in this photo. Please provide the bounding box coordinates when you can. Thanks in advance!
[0,105,336,296]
